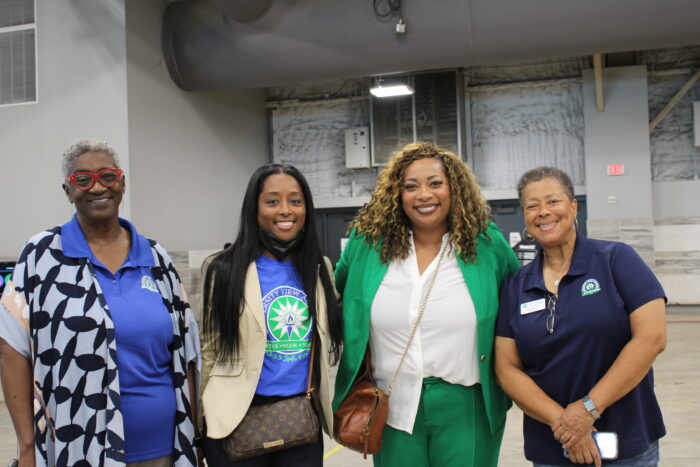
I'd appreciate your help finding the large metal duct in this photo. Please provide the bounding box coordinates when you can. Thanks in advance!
[208,0,273,23]
[162,0,700,91]
[162,0,475,91]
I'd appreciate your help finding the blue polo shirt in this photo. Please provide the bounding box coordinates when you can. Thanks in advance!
[62,216,175,463]
[496,234,666,464]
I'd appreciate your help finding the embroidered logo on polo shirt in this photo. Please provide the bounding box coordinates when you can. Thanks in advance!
[141,275,158,293]
[581,278,602,296]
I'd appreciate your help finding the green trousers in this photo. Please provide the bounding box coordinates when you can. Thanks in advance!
[373,378,504,467]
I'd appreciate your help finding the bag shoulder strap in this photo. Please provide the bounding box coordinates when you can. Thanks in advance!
[386,240,449,397]
[306,337,316,398]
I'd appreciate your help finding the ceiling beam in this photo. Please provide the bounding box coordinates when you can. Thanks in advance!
[649,69,700,133]
[593,54,605,112]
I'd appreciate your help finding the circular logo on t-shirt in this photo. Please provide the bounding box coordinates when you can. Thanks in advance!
[263,286,312,359]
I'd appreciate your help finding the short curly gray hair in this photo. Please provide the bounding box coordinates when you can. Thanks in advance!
[516,166,575,205]
[62,139,121,179]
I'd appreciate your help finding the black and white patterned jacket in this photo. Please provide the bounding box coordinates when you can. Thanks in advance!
[0,223,200,466]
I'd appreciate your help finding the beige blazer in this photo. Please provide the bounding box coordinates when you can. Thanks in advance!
[200,259,336,439]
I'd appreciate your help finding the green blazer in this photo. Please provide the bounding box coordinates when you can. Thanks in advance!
[332,222,520,434]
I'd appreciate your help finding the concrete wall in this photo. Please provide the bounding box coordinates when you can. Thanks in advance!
[269,59,700,303]
[0,0,129,258]
[583,66,653,221]
[1,3,696,303]
[125,0,269,253]
[0,0,269,314]
[646,52,700,302]
[653,180,700,304]
[470,78,585,190]
[653,180,700,218]
[124,0,269,309]
[582,66,656,267]
[581,66,700,303]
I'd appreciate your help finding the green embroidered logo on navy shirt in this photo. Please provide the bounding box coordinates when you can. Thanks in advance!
[581,278,602,296]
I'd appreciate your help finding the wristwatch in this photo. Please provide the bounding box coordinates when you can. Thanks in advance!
[582,395,601,420]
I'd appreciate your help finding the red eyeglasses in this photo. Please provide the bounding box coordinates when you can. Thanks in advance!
[66,168,123,191]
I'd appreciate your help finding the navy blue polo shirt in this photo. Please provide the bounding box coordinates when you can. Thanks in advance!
[496,234,666,464]
[62,216,175,462]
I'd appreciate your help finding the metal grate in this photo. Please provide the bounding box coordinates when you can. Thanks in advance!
[0,0,36,106]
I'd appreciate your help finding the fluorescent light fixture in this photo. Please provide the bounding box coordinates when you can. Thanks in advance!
[370,84,414,98]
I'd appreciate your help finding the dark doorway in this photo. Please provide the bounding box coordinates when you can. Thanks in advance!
[315,207,360,265]
[315,196,587,266]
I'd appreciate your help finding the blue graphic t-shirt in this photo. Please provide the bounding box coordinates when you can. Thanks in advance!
[255,255,313,396]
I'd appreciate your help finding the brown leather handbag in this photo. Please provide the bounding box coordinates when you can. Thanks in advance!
[222,340,319,461]
[333,352,389,458]
[333,242,449,458]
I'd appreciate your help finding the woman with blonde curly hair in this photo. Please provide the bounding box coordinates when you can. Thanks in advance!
[332,142,519,466]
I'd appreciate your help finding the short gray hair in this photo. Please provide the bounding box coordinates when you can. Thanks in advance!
[62,139,121,179]
[516,167,575,205]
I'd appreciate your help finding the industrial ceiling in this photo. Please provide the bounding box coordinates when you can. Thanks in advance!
[162,0,700,91]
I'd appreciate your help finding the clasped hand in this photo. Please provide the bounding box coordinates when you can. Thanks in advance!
[551,399,596,448]
[565,431,602,466]
[550,400,602,465]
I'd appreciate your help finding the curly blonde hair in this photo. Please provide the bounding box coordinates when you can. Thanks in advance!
[353,142,491,263]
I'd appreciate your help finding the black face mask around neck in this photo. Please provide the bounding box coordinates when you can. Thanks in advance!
[257,229,303,261]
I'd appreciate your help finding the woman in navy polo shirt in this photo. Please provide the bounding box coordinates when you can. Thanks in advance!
[495,167,667,467]
[198,164,343,466]
[0,139,200,466]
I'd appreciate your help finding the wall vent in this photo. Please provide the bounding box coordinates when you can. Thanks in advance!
[370,70,460,165]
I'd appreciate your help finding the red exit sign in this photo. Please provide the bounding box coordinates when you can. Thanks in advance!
[607,164,625,175]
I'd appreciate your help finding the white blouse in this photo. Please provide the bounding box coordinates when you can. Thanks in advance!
[369,234,479,433]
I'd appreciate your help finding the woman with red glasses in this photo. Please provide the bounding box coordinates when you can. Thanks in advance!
[0,139,200,466]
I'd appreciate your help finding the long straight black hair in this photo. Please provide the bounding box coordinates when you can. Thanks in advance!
[202,164,343,365]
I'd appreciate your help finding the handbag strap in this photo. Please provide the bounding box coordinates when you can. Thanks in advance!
[306,336,316,399]
[386,240,449,397]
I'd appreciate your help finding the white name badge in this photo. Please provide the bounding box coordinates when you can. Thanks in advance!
[520,298,546,315]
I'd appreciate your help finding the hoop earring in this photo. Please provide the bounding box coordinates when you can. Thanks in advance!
[522,227,533,241]
[574,218,579,231]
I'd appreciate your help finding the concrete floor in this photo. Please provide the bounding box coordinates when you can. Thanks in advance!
[1,308,698,465]
[321,309,700,467]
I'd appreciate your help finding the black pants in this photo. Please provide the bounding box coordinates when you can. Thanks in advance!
[203,434,323,467]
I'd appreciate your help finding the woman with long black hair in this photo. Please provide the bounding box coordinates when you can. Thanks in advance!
[198,164,343,466]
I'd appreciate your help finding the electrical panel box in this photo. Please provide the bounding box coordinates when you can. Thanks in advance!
[694,101,700,147]
[345,127,370,168]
